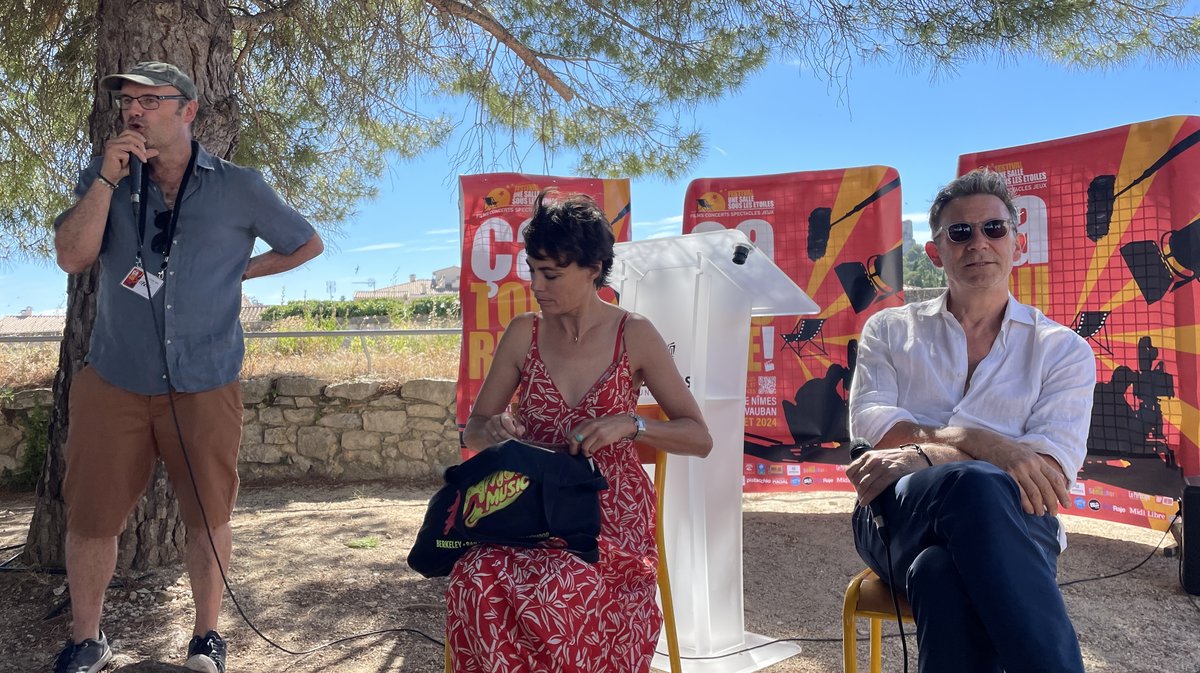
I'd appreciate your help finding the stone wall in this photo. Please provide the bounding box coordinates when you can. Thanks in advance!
[0,377,460,485]
[0,389,52,479]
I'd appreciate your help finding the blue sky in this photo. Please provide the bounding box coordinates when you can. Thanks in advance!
[3,53,1198,315]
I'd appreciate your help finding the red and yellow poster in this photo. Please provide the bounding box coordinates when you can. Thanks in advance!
[683,167,903,493]
[455,173,632,439]
[960,115,1200,530]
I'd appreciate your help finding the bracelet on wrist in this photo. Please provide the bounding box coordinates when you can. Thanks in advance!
[900,443,934,467]
[95,173,119,191]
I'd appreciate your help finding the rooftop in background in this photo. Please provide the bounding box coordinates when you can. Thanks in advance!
[0,298,270,338]
[0,310,64,337]
[354,266,459,301]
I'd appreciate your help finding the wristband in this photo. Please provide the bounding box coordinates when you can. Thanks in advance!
[901,443,933,467]
[95,173,119,191]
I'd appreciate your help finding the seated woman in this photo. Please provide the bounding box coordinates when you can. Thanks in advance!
[446,190,712,672]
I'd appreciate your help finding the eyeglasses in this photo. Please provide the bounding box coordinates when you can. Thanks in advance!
[940,219,1011,244]
[151,209,174,254]
[113,94,189,110]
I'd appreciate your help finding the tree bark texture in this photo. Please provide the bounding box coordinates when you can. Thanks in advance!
[23,0,238,571]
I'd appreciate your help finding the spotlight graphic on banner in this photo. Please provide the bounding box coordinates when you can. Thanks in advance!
[834,246,903,313]
[1120,217,1200,304]
[806,177,900,261]
[1083,128,1200,243]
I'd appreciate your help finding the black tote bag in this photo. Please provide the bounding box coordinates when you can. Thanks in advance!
[406,439,609,578]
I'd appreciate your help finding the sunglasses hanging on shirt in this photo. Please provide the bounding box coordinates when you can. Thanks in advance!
[134,140,197,278]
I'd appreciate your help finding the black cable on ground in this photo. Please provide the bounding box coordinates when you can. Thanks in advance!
[1058,511,1179,589]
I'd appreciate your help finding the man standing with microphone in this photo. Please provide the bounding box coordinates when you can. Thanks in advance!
[846,169,1095,672]
[52,61,323,673]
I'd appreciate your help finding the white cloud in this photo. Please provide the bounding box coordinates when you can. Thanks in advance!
[712,145,728,156]
[633,214,683,228]
[426,228,458,235]
[633,216,685,240]
[349,242,407,253]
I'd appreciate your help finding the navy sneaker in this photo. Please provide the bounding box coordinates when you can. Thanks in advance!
[53,632,112,673]
[185,630,226,673]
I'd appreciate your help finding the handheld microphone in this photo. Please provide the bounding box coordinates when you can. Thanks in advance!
[849,437,887,533]
[848,436,873,462]
[128,153,142,206]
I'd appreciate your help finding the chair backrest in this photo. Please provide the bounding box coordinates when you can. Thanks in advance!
[796,318,826,340]
[1074,310,1110,339]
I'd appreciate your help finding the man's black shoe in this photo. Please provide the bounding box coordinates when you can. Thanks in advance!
[185,630,226,673]
[53,632,113,673]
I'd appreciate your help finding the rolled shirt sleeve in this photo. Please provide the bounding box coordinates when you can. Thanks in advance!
[848,310,919,445]
[1013,330,1096,484]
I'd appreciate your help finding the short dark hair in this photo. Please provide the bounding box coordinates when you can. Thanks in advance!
[928,168,1019,238]
[523,189,615,288]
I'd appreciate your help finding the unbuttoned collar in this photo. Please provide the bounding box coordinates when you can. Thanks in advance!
[194,143,217,171]
[921,291,1036,345]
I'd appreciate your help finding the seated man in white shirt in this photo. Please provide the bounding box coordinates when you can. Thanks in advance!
[846,169,1095,673]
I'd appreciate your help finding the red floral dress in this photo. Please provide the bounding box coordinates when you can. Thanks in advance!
[445,314,661,672]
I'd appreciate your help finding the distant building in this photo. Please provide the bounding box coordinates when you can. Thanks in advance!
[1,299,267,337]
[432,266,460,292]
[0,308,64,338]
[354,267,459,301]
[902,219,915,253]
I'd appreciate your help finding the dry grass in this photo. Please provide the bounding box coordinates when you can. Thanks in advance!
[0,319,462,392]
[0,343,60,391]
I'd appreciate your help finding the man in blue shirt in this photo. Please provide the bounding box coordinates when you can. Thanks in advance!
[52,61,323,673]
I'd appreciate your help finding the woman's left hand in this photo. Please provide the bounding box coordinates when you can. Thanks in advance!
[567,415,637,457]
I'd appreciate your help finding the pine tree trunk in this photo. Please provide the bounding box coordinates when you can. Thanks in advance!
[23,0,236,571]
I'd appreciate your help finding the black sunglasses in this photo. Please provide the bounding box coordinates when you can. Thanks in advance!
[151,209,174,254]
[942,218,1011,244]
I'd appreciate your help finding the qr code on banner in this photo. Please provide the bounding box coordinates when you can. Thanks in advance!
[757,376,777,395]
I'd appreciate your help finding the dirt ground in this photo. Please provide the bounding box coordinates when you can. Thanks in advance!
[2,482,1199,673]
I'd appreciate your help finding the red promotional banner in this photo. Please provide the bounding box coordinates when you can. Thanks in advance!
[682,167,903,493]
[455,174,632,440]
[960,115,1200,531]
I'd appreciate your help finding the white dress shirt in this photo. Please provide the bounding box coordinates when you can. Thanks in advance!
[850,292,1096,515]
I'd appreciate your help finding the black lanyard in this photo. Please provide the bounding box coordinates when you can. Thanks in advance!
[135,140,197,277]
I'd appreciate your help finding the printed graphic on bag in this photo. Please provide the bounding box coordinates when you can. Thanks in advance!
[462,470,531,528]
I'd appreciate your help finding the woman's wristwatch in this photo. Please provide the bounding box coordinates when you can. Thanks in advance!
[628,413,646,441]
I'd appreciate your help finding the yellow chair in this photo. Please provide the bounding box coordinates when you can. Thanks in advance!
[842,568,914,673]
[446,408,681,673]
[636,432,682,673]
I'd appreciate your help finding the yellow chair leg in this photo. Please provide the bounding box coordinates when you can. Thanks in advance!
[654,449,682,673]
[869,617,882,673]
[445,638,452,673]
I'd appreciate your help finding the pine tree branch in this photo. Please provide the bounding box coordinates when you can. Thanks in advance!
[230,0,306,31]
[423,0,576,102]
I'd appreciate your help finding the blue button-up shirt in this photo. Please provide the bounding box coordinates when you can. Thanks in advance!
[56,143,316,394]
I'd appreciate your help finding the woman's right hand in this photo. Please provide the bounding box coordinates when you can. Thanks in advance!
[481,409,526,446]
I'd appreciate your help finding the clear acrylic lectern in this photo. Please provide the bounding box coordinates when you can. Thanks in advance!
[611,229,819,673]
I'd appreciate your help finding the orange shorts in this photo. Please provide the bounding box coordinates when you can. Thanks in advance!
[63,366,243,537]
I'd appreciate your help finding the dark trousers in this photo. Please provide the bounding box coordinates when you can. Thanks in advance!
[852,461,1084,673]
